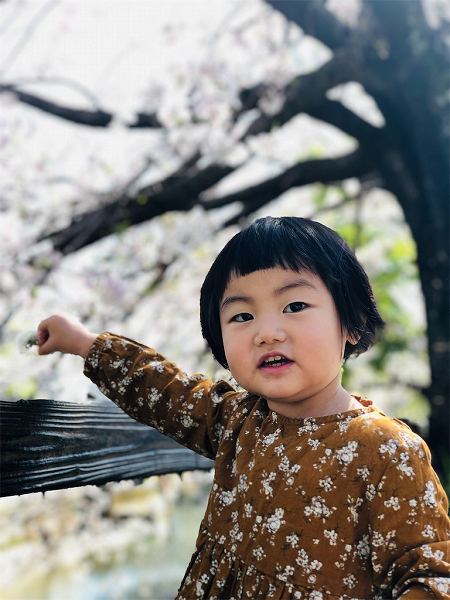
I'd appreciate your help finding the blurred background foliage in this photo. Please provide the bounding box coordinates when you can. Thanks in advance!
[0,0,448,597]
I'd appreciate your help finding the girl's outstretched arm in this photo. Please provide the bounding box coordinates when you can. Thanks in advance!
[82,332,243,461]
[38,318,243,460]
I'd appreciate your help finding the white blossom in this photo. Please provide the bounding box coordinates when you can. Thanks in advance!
[336,441,359,465]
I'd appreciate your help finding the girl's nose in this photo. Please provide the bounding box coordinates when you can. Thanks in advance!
[254,320,287,346]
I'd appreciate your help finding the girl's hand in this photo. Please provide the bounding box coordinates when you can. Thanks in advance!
[37,314,98,359]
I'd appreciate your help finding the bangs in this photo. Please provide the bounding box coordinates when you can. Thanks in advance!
[223,220,318,288]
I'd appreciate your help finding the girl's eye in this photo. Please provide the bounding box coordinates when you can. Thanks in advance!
[231,312,253,322]
[284,302,307,313]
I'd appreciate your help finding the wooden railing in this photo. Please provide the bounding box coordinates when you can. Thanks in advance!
[0,398,213,498]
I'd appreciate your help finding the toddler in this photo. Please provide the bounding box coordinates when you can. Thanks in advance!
[38,217,450,599]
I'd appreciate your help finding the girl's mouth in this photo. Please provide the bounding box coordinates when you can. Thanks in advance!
[258,355,294,371]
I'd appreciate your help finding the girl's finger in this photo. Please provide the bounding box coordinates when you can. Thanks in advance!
[38,339,54,355]
[37,323,51,354]
[37,326,50,347]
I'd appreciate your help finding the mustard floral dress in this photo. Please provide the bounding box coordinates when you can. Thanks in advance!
[84,333,450,600]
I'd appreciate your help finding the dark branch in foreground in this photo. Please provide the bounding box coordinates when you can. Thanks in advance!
[0,398,213,497]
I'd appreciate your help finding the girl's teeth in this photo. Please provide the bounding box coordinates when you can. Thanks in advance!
[263,355,290,366]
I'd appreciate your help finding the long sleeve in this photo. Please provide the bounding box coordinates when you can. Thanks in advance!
[368,426,450,598]
[83,332,243,460]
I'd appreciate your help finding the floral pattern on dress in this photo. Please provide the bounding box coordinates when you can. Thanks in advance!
[84,333,450,600]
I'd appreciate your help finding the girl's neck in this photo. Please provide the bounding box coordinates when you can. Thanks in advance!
[266,380,362,419]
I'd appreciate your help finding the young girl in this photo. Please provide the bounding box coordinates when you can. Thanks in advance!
[38,217,450,599]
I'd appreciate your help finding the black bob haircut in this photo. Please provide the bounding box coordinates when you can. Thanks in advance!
[200,216,384,369]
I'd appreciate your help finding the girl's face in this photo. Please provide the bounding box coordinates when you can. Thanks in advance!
[219,267,353,418]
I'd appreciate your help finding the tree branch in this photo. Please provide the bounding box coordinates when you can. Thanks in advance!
[3,42,366,135]
[9,76,103,109]
[3,48,374,141]
[0,83,164,128]
[129,111,163,128]
[202,148,373,226]
[238,47,368,139]
[40,158,234,255]
[0,84,113,127]
[39,124,377,256]
[307,97,383,145]
[266,0,351,51]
